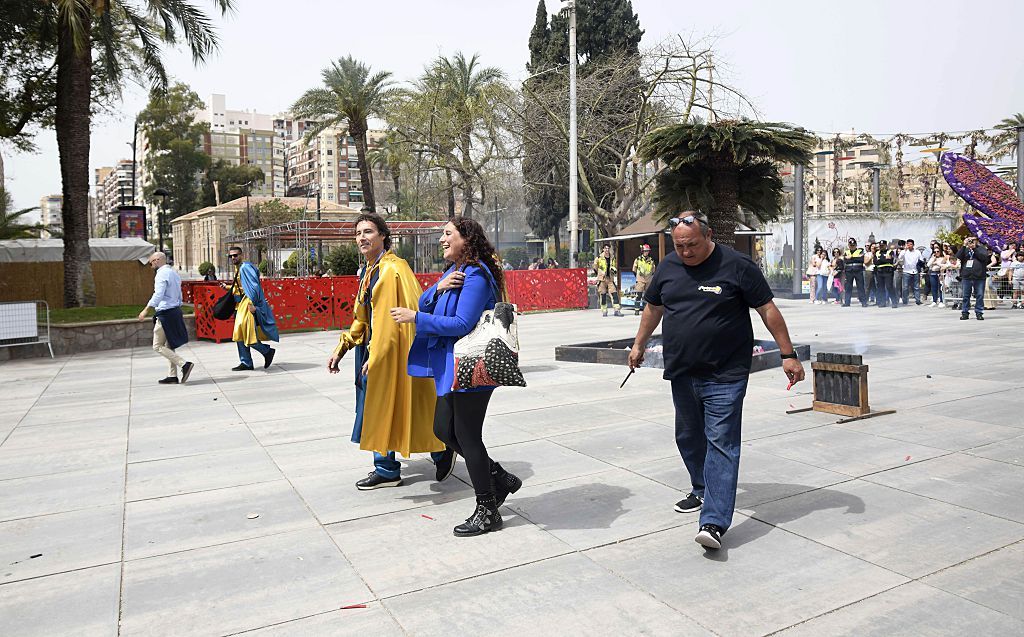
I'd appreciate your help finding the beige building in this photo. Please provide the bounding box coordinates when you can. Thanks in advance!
[170,195,359,274]
[93,159,136,236]
[39,194,63,238]
[285,127,385,207]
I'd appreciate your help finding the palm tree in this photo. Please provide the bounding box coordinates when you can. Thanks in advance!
[419,53,507,218]
[989,113,1024,160]
[0,188,44,239]
[51,0,232,307]
[366,132,409,214]
[291,56,397,213]
[639,119,815,245]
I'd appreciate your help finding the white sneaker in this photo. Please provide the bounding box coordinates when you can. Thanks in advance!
[929,302,937,307]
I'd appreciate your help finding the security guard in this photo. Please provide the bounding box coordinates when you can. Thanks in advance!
[631,243,656,315]
[593,243,623,317]
[873,239,898,309]
[843,237,868,307]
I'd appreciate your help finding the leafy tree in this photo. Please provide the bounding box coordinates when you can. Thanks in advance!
[139,83,211,220]
[639,119,815,245]
[199,159,265,208]
[233,198,302,233]
[366,131,409,213]
[47,0,233,307]
[0,187,44,239]
[198,261,215,276]
[292,56,397,213]
[989,113,1024,160]
[325,243,360,275]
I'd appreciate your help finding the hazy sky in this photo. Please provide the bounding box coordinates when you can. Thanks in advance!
[5,0,1023,213]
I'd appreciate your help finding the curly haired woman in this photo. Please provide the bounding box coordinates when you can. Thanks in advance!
[391,217,523,537]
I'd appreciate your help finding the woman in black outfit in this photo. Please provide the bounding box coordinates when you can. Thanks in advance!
[391,217,522,536]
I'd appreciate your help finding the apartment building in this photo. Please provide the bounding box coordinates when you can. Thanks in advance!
[285,127,385,207]
[39,194,63,238]
[93,159,136,235]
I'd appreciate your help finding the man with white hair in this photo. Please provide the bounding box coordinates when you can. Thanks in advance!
[138,252,193,384]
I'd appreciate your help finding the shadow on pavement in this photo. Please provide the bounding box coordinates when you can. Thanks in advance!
[508,483,633,531]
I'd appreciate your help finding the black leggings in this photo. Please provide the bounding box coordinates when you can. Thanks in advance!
[433,390,494,495]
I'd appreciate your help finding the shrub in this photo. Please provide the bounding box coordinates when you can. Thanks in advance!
[501,246,528,268]
[198,261,215,276]
[258,260,269,275]
[326,244,361,275]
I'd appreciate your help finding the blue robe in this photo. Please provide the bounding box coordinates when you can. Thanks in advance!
[236,262,279,342]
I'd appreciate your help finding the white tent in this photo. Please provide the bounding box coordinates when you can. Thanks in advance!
[0,238,155,264]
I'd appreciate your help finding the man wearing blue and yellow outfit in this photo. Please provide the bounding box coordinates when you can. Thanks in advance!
[223,247,278,371]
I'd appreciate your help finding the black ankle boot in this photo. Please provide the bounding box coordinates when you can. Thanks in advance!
[453,495,503,537]
[491,462,523,507]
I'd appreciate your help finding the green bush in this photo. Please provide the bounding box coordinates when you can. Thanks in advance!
[501,246,528,268]
[326,244,361,275]
[258,260,269,275]
[198,261,215,276]
[578,251,594,268]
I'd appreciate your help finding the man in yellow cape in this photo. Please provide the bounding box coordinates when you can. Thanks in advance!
[333,250,443,489]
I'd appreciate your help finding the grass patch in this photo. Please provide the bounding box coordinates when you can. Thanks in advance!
[47,304,194,324]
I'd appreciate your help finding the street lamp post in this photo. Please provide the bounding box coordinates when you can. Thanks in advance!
[152,187,169,253]
[562,0,579,269]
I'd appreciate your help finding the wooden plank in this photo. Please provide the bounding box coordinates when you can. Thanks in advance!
[812,400,868,417]
[859,372,870,413]
[834,409,896,424]
[810,362,870,373]
[786,407,814,414]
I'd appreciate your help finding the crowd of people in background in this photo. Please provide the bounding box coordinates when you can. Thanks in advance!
[806,237,1022,316]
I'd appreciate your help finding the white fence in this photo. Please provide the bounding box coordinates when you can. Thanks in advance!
[0,301,54,358]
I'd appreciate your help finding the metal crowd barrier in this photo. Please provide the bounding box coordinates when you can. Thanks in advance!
[0,300,54,358]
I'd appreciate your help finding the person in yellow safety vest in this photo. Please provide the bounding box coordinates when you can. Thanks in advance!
[593,244,623,316]
[631,243,656,315]
[842,237,868,307]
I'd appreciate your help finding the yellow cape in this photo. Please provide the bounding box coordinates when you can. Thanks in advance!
[334,252,441,456]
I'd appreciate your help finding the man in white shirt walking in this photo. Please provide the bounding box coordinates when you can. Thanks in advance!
[898,239,923,305]
[138,252,194,384]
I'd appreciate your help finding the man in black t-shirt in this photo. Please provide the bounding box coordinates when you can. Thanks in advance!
[629,211,805,550]
[956,236,997,320]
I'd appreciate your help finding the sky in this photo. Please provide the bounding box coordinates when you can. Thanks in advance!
[5,0,1023,215]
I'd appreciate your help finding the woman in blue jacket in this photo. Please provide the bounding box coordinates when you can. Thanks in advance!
[391,217,522,537]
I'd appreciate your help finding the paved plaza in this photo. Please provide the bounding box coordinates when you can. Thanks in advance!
[1,300,1023,636]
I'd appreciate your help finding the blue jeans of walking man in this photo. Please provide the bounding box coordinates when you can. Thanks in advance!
[901,273,920,304]
[236,341,272,368]
[671,375,748,531]
[962,278,986,316]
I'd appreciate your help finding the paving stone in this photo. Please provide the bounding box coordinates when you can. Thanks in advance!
[127,446,283,501]
[384,553,709,636]
[264,436,370,478]
[775,581,1024,635]
[120,528,370,636]
[245,414,350,446]
[326,499,571,598]
[237,603,404,636]
[127,420,258,463]
[920,542,1024,621]
[587,518,907,636]
[549,421,677,468]
[451,438,611,488]
[124,480,317,559]
[965,434,1024,466]
[233,396,346,423]
[0,563,120,637]
[0,505,122,584]
[0,465,124,522]
[750,480,1024,578]
[837,409,1024,451]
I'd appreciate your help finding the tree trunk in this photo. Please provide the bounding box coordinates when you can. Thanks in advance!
[445,168,456,218]
[707,155,740,247]
[351,121,375,212]
[392,174,400,213]
[56,13,95,307]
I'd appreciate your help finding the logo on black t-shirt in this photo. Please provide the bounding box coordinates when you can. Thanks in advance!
[698,285,723,295]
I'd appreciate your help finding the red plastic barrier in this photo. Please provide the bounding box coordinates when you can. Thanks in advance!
[193,268,587,341]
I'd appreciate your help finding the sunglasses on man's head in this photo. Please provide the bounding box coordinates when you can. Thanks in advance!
[668,214,708,228]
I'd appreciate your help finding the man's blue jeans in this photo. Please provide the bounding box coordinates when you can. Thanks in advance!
[962,278,986,316]
[373,450,447,479]
[901,273,920,304]
[670,375,748,531]
[236,341,271,367]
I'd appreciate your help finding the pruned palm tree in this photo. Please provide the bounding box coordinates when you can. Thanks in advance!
[0,188,44,239]
[639,119,815,245]
[989,113,1024,160]
[50,0,233,307]
[419,52,507,218]
[366,132,409,214]
[292,56,397,213]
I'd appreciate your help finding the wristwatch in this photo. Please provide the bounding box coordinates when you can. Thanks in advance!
[780,352,798,360]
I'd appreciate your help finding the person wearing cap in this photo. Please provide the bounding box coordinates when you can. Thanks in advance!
[138,251,194,385]
[956,236,997,320]
[873,240,898,308]
[842,238,868,307]
[628,210,804,551]
[631,244,656,315]
[593,244,623,317]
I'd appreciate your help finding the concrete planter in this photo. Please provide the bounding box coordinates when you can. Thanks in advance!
[555,336,810,373]
[0,315,196,361]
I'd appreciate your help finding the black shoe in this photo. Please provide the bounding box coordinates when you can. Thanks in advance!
[916,301,922,305]
[695,523,725,549]
[435,448,457,482]
[264,348,276,369]
[355,471,402,490]
[674,493,703,513]
[613,310,624,317]
[976,314,984,321]
[232,363,254,371]
[491,462,522,507]
[960,313,969,320]
[453,496,503,537]
[180,362,194,384]
[157,376,179,385]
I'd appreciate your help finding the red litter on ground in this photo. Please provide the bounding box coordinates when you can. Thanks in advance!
[905,456,912,461]
[341,604,367,610]
[421,514,434,520]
